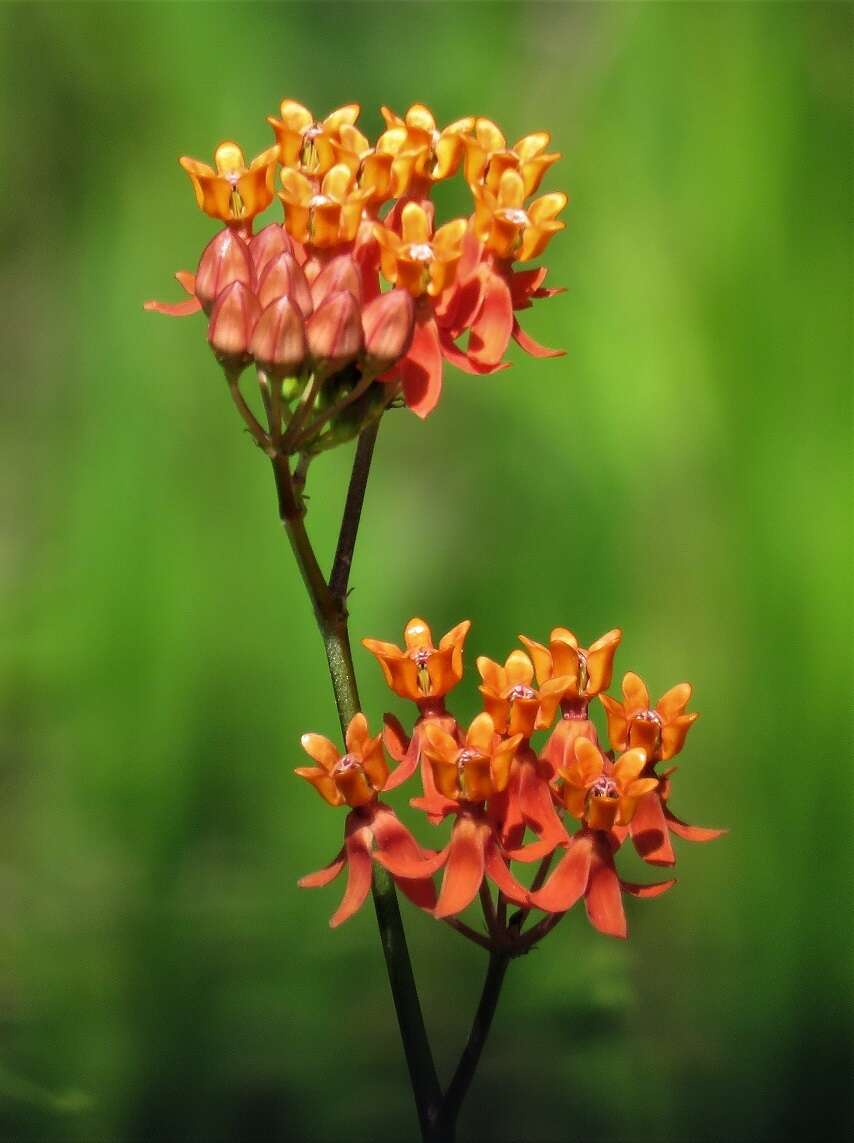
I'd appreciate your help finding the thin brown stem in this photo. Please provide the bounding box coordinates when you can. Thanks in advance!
[330,419,381,602]
[443,917,494,953]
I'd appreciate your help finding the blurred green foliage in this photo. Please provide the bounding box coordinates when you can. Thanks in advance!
[1,3,851,1141]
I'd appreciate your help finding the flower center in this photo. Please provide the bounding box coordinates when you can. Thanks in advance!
[309,193,333,209]
[334,753,361,773]
[409,646,435,695]
[576,648,589,692]
[590,776,618,799]
[300,125,323,172]
[406,242,434,263]
[508,683,536,702]
[634,709,662,727]
[497,207,530,228]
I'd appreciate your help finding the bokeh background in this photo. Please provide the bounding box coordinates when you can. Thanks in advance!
[1,2,851,1141]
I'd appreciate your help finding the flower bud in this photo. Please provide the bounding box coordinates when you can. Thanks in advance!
[250,224,292,277]
[250,298,307,377]
[306,290,363,371]
[361,289,415,371]
[310,255,362,309]
[195,229,253,315]
[257,252,313,316]
[208,281,260,367]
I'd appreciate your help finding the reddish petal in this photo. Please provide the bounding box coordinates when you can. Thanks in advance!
[530,833,593,913]
[396,873,438,911]
[519,758,567,842]
[143,296,202,316]
[399,316,443,418]
[630,792,677,866]
[584,846,627,939]
[511,318,564,358]
[175,270,197,296]
[297,848,346,889]
[434,816,488,919]
[329,824,374,928]
[468,272,513,366]
[508,266,547,307]
[382,713,410,763]
[484,840,529,906]
[664,807,727,843]
[435,273,484,337]
[505,834,562,863]
[438,328,511,375]
[382,733,420,791]
[621,877,677,898]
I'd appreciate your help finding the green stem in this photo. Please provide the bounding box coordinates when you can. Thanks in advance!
[437,952,511,1140]
[271,430,442,1139]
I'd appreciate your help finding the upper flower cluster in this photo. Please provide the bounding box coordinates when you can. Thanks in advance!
[146,101,567,436]
[296,618,725,941]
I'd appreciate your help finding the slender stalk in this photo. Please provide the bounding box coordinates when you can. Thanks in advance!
[271,427,442,1138]
[437,952,511,1139]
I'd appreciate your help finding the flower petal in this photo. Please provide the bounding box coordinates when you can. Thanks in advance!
[511,318,564,358]
[398,314,443,418]
[584,846,627,938]
[330,823,374,928]
[629,792,676,865]
[467,273,513,367]
[434,816,488,918]
[298,848,346,888]
[530,833,593,913]
[664,807,727,843]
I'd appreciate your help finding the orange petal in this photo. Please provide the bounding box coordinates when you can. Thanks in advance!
[531,833,593,913]
[622,672,650,713]
[664,806,727,843]
[329,823,374,927]
[298,847,346,888]
[468,272,513,367]
[300,733,340,772]
[398,313,443,418]
[584,845,626,938]
[434,816,487,918]
[629,791,676,866]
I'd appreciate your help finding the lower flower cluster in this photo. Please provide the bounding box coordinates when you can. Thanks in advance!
[296,618,724,944]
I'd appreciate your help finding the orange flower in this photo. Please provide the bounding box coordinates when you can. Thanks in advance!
[463,117,560,197]
[362,616,470,708]
[473,168,567,262]
[529,828,675,939]
[600,672,699,762]
[278,163,372,248]
[295,713,388,807]
[557,737,658,831]
[377,103,473,196]
[180,141,278,226]
[421,713,521,804]
[330,124,398,209]
[268,100,360,177]
[374,203,467,298]
[520,627,622,711]
[476,650,572,737]
[298,801,438,928]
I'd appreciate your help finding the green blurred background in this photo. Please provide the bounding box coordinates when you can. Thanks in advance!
[1,2,851,1140]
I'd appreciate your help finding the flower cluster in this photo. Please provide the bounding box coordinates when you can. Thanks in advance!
[145,101,566,451]
[296,619,724,942]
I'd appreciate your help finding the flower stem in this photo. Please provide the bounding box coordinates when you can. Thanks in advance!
[271,427,442,1139]
[437,952,511,1139]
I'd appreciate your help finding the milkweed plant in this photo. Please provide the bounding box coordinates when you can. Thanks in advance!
[146,99,725,1143]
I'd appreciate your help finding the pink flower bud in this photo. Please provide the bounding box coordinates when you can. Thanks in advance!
[250,298,307,377]
[250,224,292,278]
[310,255,362,310]
[306,290,363,371]
[362,289,415,370]
[208,281,260,367]
[257,252,313,316]
[195,229,253,315]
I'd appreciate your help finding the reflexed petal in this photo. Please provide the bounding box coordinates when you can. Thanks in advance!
[621,877,676,898]
[484,841,529,906]
[511,319,565,358]
[584,846,627,938]
[664,807,727,843]
[531,833,593,912]
[434,816,488,918]
[599,694,628,751]
[144,296,202,317]
[298,848,346,888]
[382,732,421,792]
[468,272,513,367]
[399,314,443,418]
[630,791,676,865]
[330,824,374,928]
[382,713,410,762]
